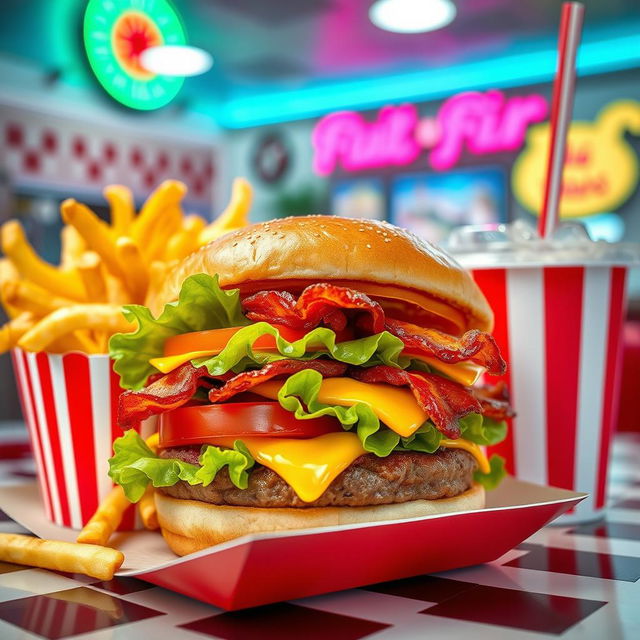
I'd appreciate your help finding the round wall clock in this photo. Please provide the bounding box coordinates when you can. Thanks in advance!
[84,0,186,110]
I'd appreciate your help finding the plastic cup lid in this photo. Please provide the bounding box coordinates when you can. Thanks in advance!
[446,220,640,269]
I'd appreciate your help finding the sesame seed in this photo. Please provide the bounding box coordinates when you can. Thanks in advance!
[366,243,372,249]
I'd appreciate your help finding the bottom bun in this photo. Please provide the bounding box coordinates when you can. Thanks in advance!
[154,484,486,556]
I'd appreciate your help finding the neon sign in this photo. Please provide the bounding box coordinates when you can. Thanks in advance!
[84,0,186,111]
[312,90,548,175]
[513,100,640,218]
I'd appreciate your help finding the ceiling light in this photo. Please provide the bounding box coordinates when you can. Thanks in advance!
[369,0,456,34]
[140,45,213,77]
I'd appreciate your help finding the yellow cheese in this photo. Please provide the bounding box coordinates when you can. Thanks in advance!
[440,438,490,474]
[411,356,483,386]
[212,432,366,503]
[253,378,428,438]
[150,350,217,373]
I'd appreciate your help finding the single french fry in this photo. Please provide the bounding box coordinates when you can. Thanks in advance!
[115,238,149,303]
[144,204,183,263]
[47,330,100,355]
[60,225,87,269]
[105,273,130,305]
[77,252,107,302]
[1,221,86,301]
[0,533,124,581]
[165,215,207,261]
[0,313,36,354]
[132,180,187,245]
[18,304,134,353]
[103,184,135,235]
[199,177,252,245]
[76,486,130,546]
[138,487,159,530]
[2,280,76,317]
[60,200,128,285]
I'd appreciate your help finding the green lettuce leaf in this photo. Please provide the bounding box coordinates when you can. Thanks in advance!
[193,323,406,378]
[108,430,254,502]
[110,273,249,390]
[474,454,506,490]
[458,414,507,446]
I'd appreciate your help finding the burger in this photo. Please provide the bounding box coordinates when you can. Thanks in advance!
[108,216,512,556]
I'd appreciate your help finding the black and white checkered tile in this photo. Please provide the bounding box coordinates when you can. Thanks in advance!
[0,434,638,639]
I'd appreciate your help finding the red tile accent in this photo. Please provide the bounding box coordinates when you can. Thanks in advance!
[23,150,40,173]
[71,137,86,158]
[42,130,58,153]
[130,147,144,167]
[157,152,169,171]
[505,543,640,582]
[6,122,23,147]
[143,170,156,189]
[103,143,117,163]
[364,576,476,603]
[180,603,390,640]
[180,156,193,175]
[192,176,205,196]
[0,588,163,639]
[91,577,154,595]
[421,583,606,634]
[87,161,102,182]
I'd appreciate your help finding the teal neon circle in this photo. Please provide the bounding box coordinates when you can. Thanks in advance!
[84,0,186,111]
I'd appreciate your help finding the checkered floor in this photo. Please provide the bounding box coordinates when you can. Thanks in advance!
[0,434,638,639]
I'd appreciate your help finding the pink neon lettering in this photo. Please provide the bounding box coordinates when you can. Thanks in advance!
[429,90,548,170]
[312,105,420,175]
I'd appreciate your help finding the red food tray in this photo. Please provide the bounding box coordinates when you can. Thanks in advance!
[0,479,584,610]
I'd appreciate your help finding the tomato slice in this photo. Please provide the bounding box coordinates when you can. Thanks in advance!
[158,401,342,447]
[164,324,308,357]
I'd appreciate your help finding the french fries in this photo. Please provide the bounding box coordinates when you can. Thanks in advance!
[17,305,135,353]
[76,486,130,546]
[0,533,124,581]
[0,177,253,356]
[199,177,252,245]
[139,487,159,530]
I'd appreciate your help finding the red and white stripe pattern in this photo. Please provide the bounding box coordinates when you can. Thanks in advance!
[472,265,628,522]
[10,349,152,530]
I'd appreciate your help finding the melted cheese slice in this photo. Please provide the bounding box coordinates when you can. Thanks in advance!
[211,432,488,502]
[253,378,427,438]
[211,433,366,503]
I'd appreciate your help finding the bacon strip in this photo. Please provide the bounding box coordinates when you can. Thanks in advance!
[350,365,481,438]
[243,283,385,333]
[385,318,506,375]
[119,363,217,428]
[472,382,515,421]
[242,284,505,374]
[208,359,348,403]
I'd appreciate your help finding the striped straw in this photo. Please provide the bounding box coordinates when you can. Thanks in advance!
[538,2,585,238]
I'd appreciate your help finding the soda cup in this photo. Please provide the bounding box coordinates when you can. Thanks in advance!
[450,222,639,523]
[10,348,153,530]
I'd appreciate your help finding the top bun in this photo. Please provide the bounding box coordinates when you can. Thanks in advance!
[153,216,493,334]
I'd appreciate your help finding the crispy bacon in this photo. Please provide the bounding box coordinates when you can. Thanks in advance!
[243,283,385,333]
[350,365,482,438]
[208,359,348,403]
[385,318,506,375]
[119,363,218,428]
[472,382,515,421]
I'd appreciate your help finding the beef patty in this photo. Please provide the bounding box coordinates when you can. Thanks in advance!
[158,446,477,508]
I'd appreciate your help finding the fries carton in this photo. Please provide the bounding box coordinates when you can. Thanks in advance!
[10,348,153,530]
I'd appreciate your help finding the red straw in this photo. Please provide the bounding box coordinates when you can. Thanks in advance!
[538,2,585,238]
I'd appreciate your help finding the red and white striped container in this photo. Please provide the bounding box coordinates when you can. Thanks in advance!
[10,348,153,530]
[471,264,628,523]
